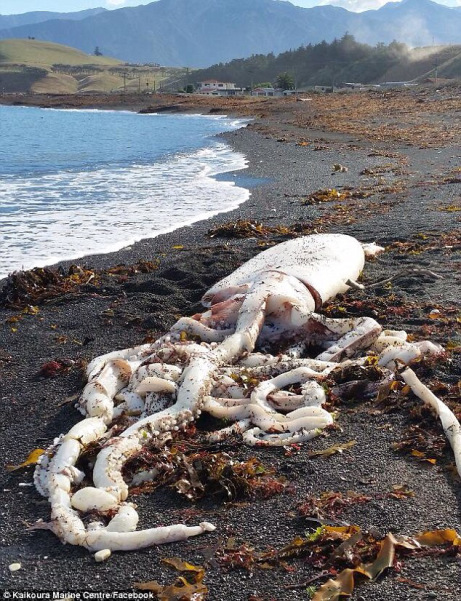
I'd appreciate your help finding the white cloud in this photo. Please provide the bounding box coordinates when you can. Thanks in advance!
[316,0,391,9]
[106,0,131,8]
[104,0,154,6]
[294,0,461,10]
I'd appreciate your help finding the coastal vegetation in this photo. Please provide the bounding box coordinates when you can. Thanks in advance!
[194,34,461,88]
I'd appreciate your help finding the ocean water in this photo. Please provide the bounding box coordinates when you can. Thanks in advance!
[0,105,249,279]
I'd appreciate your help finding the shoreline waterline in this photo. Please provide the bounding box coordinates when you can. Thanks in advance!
[0,107,251,278]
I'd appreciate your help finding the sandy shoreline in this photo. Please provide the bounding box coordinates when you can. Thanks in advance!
[0,88,460,598]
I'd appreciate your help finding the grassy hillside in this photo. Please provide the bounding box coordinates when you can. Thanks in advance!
[437,52,461,79]
[30,73,79,94]
[0,39,185,94]
[0,39,121,67]
[379,45,461,82]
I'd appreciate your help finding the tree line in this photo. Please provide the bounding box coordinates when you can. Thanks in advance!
[193,34,411,88]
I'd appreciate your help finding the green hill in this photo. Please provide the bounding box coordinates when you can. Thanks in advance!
[0,38,121,68]
[0,39,182,94]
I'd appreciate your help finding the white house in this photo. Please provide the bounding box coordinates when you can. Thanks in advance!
[196,80,242,96]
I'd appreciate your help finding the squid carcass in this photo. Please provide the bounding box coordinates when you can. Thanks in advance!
[174,233,383,357]
[33,233,453,557]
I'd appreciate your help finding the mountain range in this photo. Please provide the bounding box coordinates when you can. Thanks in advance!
[0,8,106,30]
[1,0,460,68]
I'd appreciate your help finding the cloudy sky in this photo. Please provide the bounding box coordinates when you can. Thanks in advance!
[1,0,461,15]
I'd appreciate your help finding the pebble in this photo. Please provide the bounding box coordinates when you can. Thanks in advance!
[9,562,21,572]
[94,549,111,562]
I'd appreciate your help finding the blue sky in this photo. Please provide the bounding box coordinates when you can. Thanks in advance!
[1,0,461,15]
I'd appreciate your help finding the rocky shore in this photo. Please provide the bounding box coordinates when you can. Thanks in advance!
[0,85,460,599]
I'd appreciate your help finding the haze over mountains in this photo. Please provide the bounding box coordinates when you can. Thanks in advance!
[0,0,460,68]
[0,8,106,30]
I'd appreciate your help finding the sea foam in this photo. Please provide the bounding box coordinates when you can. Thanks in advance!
[0,107,249,278]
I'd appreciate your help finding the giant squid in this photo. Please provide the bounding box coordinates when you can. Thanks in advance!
[33,233,460,558]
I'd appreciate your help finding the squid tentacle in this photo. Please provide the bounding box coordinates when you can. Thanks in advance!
[33,233,450,558]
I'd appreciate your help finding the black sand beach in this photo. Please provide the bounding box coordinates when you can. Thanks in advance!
[0,88,460,599]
